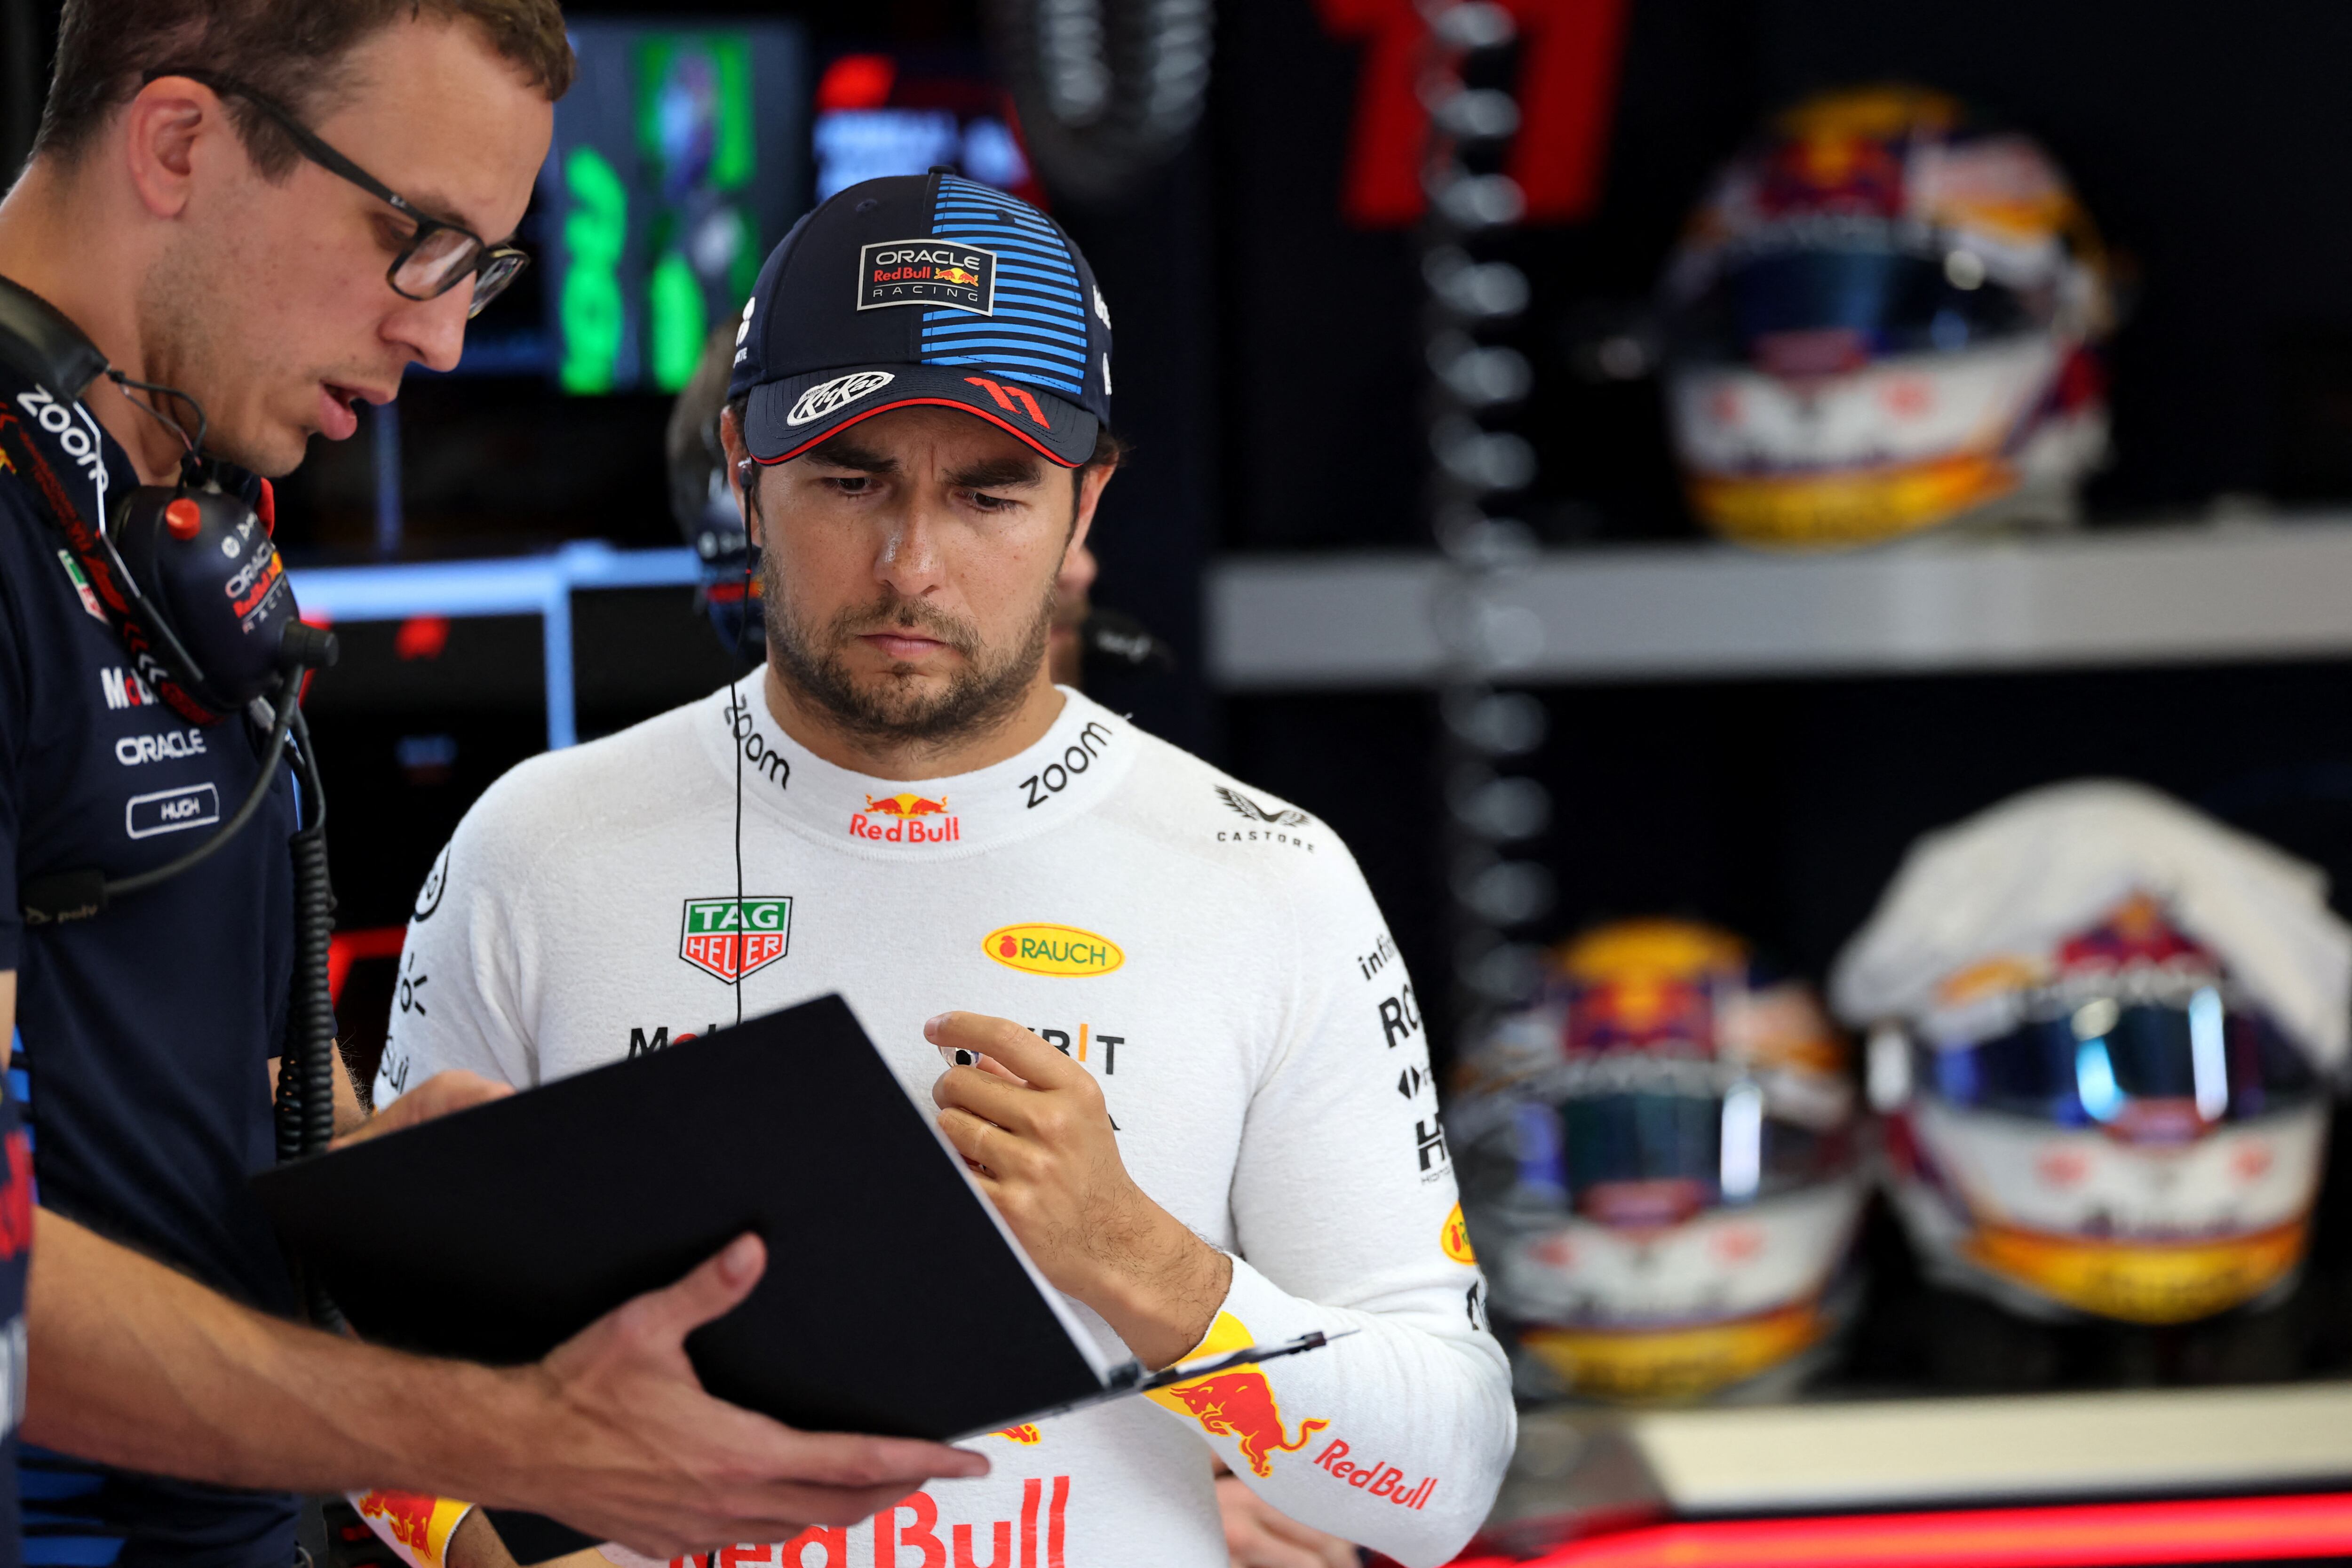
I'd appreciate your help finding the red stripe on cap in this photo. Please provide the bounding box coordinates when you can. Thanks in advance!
[755,398,1083,469]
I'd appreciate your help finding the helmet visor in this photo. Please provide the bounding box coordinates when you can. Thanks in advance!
[1922,993,2320,1128]
[1670,248,2038,371]
[1498,1088,1851,1222]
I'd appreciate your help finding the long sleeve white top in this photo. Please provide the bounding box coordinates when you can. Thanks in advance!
[377,680,1514,1568]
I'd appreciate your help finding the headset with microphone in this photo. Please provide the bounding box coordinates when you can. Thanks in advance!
[0,274,338,923]
[0,275,348,1288]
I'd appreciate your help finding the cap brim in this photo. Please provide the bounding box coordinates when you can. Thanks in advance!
[743,364,1099,469]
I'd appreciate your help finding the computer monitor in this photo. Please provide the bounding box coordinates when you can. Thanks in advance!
[541,20,809,395]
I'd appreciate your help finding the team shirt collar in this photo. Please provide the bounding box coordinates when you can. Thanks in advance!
[699,675,1136,855]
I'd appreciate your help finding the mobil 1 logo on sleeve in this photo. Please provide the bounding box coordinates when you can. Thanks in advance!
[679,896,793,983]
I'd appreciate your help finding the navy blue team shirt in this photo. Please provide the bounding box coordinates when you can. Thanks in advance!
[0,351,300,1568]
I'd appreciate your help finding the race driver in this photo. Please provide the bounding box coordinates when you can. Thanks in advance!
[377,170,1516,1568]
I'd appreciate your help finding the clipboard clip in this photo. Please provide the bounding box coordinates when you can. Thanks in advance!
[1132,1328,1359,1393]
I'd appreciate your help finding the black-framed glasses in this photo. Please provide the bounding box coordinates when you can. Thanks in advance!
[143,66,528,319]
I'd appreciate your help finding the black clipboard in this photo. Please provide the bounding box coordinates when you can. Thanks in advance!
[254,994,1125,1557]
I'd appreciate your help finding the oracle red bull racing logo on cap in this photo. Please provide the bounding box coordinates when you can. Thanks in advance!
[851,793,961,844]
[984,923,1123,978]
[1147,1313,1328,1477]
[858,239,996,315]
[679,897,793,982]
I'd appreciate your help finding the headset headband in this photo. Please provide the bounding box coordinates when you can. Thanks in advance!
[0,274,108,403]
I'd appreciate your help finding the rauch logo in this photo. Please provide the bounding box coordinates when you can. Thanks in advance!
[984,923,1123,978]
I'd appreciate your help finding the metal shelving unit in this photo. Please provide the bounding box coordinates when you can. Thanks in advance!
[1208,517,2352,691]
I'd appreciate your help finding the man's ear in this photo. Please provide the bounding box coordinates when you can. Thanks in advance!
[719,405,760,545]
[121,76,224,220]
[1067,461,1114,562]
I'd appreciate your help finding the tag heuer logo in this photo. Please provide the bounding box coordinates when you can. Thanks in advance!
[680,897,793,982]
[857,239,996,316]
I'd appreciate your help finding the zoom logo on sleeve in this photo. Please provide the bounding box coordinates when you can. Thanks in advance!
[126,782,220,839]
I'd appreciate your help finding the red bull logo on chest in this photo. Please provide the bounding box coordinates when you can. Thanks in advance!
[852,793,961,844]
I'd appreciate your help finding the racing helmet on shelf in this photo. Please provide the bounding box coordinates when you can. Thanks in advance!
[1659,84,2114,549]
[1833,781,2352,1325]
[1456,919,1866,1404]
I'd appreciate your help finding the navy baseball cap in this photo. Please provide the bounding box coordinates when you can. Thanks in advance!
[730,170,1113,469]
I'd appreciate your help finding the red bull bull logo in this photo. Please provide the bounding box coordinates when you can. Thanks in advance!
[994,1423,1043,1444]
[866,792,949,818]
[1145,1313,1328,1478]
[352,1491,471,1568]
[935,267,981,287]
[851,794,961,844]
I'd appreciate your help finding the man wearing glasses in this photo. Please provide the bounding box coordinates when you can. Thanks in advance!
[0,5,985,1568]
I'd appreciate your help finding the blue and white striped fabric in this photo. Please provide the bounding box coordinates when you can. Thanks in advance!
[918,175,1090,399]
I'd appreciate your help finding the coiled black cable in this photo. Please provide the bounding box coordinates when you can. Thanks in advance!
[273,702,345,1330]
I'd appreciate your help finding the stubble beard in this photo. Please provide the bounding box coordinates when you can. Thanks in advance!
[762,549,1054,748]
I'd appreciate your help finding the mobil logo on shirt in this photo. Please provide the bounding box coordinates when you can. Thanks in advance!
[852,792,961,845]
[679,896,793,982]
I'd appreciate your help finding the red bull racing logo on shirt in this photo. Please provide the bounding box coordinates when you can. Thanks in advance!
[852,793,961,844]
[679,897,793,982]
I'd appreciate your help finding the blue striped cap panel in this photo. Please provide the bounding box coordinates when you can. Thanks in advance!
[919,175,1090,399]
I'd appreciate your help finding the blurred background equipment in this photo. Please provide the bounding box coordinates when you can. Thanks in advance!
[541,20,807,396]
[668,322,763,660]
[1656,85,2114,549]
[1834,780,2352,1326]
[1456,919,1865,1405]
[1420,0,1557,1055]
[981,0,1213,204]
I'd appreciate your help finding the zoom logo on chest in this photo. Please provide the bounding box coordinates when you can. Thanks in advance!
[1018,720,1114,809]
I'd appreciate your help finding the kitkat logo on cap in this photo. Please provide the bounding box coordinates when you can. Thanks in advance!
[984,923,1123,977]
[858,239,995,315]
[787,370,896,427]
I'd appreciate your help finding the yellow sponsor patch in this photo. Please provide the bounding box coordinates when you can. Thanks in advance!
[983,923,1123,977]
[1441,1202,1478,1265]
